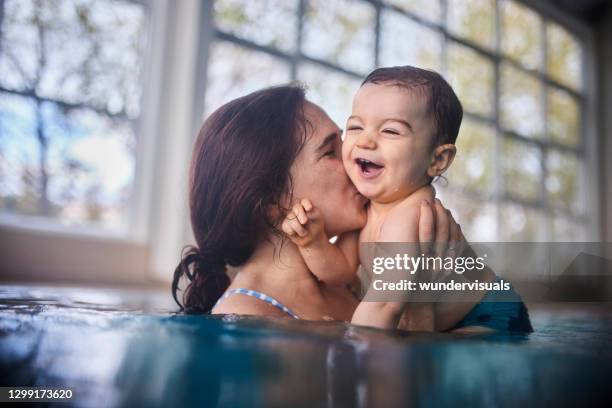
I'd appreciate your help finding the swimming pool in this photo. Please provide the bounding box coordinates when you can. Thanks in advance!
[1,284,611,407]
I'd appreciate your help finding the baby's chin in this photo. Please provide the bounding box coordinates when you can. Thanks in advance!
[352,181,391,203]
[346,167,412,203]
[358,183,418,204]
[346,172,373,198]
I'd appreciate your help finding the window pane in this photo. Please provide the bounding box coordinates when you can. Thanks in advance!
[379,9,442,71]
[447,0,495,50]
[551,216,586,242]
[0,0,147,230]
[303,0,376,74]
[501,203,547,242]
[214,0,298,52]
[204,41,291,116]
[546,150,580,214]
[46,107,135,227]
[500,64,543,138]
[446,119,495,193]
[297,63,361,129]
[437,189,498,241]
[0,2,37,91]
[0,93,39,214]
[385,0,441,23]
[0,92,135,227]
[447,43,494,117]
[0,0,147,118]
[502,138,542,203]
[501,0,542,70]
[547,87,580,147]
[546,22,582,90]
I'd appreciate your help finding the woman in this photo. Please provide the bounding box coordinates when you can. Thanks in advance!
[171,84,480,329]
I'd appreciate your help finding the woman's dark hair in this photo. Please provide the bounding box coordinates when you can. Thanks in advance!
[172,84,308,313]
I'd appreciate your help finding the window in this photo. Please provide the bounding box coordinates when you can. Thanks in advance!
[0,0,149,235]
[207,0,593,242]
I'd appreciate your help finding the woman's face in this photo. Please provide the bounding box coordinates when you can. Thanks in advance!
[289,101,368,237]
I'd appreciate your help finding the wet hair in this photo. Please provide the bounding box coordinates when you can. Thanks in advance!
[172,84,308,314]
[362,65,463,146]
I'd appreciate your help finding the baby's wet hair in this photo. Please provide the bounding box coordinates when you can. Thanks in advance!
[362,66,463,147]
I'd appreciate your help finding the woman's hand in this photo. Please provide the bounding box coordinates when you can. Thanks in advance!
[418,198,496,331]
[415,198,467,284]
[391,198,468,331]
[418,198,466,261]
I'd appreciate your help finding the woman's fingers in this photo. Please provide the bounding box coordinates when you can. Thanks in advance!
[449,212,461,243]
[418,200,435,256]
[433,199,450,257]
[447,212,463,258]
[449,211,464,246]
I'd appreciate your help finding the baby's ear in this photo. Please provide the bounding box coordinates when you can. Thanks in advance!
[427,144,457,178]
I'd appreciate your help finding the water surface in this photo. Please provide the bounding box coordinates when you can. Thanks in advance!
[1,285,611,407]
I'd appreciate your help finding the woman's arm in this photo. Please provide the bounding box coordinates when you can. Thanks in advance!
[427,199,494,331]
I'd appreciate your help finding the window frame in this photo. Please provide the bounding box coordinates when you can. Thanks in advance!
[0,0,160,242]
[0,0,205,285]
[206,0,600,242]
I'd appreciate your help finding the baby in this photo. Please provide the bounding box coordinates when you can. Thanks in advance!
[283,66,511,331]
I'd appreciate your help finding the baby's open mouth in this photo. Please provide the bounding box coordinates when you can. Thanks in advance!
[356,158,384,179]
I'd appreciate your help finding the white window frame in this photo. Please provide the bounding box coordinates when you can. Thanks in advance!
[0,0,212,285]
[0,0,162,243]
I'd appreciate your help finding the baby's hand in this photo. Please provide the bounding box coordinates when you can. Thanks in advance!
[281,199,325,247]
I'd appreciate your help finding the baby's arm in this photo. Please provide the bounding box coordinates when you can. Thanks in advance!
[282,199,359,286]
[301,230,359,286]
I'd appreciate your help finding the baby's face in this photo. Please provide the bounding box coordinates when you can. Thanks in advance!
[342,83,435,203]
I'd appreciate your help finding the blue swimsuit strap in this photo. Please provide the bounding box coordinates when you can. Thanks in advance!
[213,288,300,319]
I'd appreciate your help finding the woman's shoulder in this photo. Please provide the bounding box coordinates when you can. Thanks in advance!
[211,288,294,318]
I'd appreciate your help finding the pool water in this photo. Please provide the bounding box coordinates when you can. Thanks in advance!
[1,285,611,407]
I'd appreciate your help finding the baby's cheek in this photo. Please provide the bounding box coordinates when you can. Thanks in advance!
[343,148,358,178]
[340,154,349,173]
[341,140,352,163]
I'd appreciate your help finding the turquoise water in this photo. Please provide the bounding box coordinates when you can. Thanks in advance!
[1,285,611,407]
